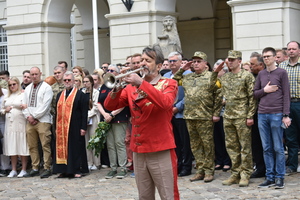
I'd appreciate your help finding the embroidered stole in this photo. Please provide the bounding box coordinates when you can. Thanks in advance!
[56,87,77,164]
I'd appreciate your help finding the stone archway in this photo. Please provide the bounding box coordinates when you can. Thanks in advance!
[43,0,75,73]
[44,0,110,73]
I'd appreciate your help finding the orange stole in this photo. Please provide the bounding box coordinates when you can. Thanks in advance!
[56,87,77,164]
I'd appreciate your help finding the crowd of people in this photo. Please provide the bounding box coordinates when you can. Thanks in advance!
[0,41,299,199]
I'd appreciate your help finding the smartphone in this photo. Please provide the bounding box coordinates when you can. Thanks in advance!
[281,118,292,129]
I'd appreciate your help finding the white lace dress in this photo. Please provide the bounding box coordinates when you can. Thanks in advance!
[2,92,29,156]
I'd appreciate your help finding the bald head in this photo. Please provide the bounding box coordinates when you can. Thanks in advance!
[30,67,42,84]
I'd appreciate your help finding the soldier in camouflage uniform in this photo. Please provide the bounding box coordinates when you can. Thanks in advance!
[173,51,223,183]
[218,50,256,187]
[51,66,65,133]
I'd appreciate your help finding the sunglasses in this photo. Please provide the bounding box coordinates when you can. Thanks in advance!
[168,60,178,63]
[9,83,17,87]
[107,69,115,73]
[63,79,72,82]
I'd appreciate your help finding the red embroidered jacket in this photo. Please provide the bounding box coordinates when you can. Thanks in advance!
[104,76,178,153]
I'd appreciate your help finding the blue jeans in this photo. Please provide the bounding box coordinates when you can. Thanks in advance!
[258,113,285,180]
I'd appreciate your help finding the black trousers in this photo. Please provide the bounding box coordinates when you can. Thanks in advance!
[171,117,193,172]
[214,117,231,166]
[252,112,266,173]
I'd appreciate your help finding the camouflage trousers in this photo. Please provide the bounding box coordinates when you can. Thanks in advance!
[223,118,253,179]
[186,119,215,175]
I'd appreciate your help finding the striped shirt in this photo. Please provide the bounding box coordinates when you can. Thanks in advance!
[279,59,300,98]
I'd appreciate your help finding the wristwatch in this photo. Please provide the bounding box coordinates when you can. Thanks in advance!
[109,113,115,118]
[283,114,289,118]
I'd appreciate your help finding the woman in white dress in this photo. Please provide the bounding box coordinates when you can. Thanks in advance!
[81,75,100,170]
[1,77,29,177]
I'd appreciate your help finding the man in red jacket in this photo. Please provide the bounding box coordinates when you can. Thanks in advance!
[104,46,179,200]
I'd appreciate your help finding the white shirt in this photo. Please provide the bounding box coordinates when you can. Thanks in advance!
[22,81,53,124]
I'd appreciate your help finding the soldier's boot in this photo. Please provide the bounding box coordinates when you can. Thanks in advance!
[222,176,240,186]
[204,174,214,183]
[239,178,249,187]
[189,173,204,182]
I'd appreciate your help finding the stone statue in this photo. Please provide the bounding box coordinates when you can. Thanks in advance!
[155,15,182,58]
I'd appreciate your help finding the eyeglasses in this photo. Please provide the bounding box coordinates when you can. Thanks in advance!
[168,60,178,63]
[9,83,17,87]
[192,60,204,63]
[107,69,115,73]
[263,55,274,59]
[63,79,72,82]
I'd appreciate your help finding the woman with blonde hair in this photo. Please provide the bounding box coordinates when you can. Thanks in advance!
[1,77,29,177]
[74,75,83,89]
[241,61,252,72]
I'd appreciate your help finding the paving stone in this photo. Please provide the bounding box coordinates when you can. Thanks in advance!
[0,167,299,199]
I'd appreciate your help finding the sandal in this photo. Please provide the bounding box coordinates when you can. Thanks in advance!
[57,173,68,178]
[222,165,231,172]
[215,165,223,170]
[74,174,82,178]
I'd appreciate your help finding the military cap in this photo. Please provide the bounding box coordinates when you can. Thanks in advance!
[227,50,242,59]
[192,51,207,61]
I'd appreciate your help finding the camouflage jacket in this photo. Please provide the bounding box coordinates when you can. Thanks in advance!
[0,79,8,89]
[219,69,256,119]
[51,82,65,116]
[173,69,222,120]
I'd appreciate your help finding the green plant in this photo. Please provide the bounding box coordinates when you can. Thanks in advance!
[87,121,111,157]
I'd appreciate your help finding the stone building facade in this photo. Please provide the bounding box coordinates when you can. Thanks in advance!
[0,0,299,78]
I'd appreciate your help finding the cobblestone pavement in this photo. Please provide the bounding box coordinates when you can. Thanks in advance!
[0,167,299,200]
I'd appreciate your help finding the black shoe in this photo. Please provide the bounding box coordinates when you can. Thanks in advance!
[178,170,191,177]
[250,170,265,178]
[258,179,275,188]
[285,167,296,176]
[23,169,39,177]
[40,169,52,179]
[274,178,284,189]
[0,170,7,177]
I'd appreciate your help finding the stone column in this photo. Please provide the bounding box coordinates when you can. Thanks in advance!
[106,0,177,64]
[80,28,110,72]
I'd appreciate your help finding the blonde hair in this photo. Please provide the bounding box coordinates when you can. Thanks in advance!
[93,68,104,85]
[74,75,83,88]
[8,77,21,97]
[241,61,251,67]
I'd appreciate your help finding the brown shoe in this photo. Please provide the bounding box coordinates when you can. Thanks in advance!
[222,176,240,185]
[239,178,249,187]
[189,173,204,182]
[204,174,214,183]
